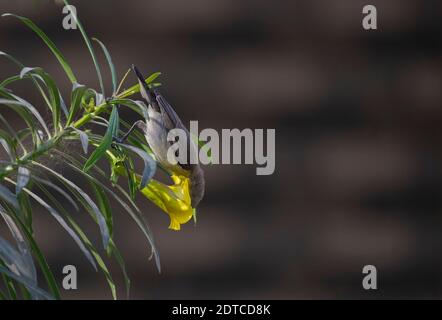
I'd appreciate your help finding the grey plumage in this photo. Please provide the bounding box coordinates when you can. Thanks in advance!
[132,65,205,207]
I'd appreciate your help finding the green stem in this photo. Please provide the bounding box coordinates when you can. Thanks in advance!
[0,81,142,180]
[73,84,140,129]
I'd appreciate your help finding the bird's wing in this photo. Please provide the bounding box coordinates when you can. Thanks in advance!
[132,65,160,112]
[155,92,188,133]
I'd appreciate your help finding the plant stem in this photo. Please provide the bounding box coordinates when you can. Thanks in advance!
[72,83,139,129]
[0,81,142,180]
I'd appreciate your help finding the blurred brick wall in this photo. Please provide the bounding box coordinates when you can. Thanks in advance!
[0,0,442,299]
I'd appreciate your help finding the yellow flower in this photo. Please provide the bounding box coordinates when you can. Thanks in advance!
[107,151,195,231]
[139,175,194,231]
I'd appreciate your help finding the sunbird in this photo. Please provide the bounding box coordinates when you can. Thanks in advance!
[116,65,205,208]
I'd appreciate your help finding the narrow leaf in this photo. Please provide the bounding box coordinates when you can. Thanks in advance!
[20,67,61,133]
[31,162,110,250]
[0,136,13,161]
[56,151,161,273]
[92,38,117,94]
[0,183,19,210]
[0,206,35,283]
[0,96,50,138]
[108,241,131,299]
[90,181,113,240]
[66,83,87,126]
[72,128,89,155]
[4,178,97,271]
[145,72,162,84]
[0,114,27,154]
[83,106,118,172]
[62,1,105,95]
[109,99,148,119]
[0,267,53,300]
[10,215,61,299]
[16,167,30,195]
[35,184,117,299]
[32,176,79,211]
[0,53,55,116]
[117,143,157,189]
[1,14,77,83]
[0,237,32,283]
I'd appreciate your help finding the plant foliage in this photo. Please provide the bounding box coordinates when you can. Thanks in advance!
[0,1,166,299]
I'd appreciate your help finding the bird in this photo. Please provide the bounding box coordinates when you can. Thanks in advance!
[116,65,205,208]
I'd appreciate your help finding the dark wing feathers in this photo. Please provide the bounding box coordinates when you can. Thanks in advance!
[131,65,205,207]
[132,65,159,111]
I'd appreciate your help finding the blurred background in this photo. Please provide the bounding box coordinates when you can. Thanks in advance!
[1,0,442,299]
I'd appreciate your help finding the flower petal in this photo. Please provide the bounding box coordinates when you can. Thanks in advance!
[140,175,193,230]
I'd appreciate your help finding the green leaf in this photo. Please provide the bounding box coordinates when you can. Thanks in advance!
[63,223,116,299]
[0,51,23,70]
[117,143,157,189]
[0,58,53,121]
[62,0,105,95]
[12,214,60,299]
[108,241,131,299]
[0,132,14,161]
[109,99,148,119]
[59,94,69,118]
[81,88,104,108]
[32,176,79,212]
[0,232,38,299]
[115,68,131,96]
[17,192,33,233]
[4,177,97,271]
[118,72,162,99]
[70,127,89,154]
[0,288,7,300]
[57,151,161,273]
[1,14,77,83]
[66,83,87,126]
[0,266,53,300]
[35,183,117,300]
[90,181,113,242]
[0,114,27,154]
[92,38,117,94]
[32,161,110,250]
[0,145,12,162]
[0,204,36,284]
[19,284,32,300]
[124,157,137,200]
[145,72,162,84]
[20,67,62,133]
[0,52,70,121]
[0,236,34,284]
[0,183,19,210]
[83,106,119,172]
[1,267,17,299]
[0,93,50,138]
[16,166,30,195]
[0,74,21,88]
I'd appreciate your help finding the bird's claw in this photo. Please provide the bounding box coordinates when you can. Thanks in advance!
[112,136,123,144]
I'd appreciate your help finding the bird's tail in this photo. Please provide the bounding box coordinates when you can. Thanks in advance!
[131,64,156,106]
[189,164,205,208]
